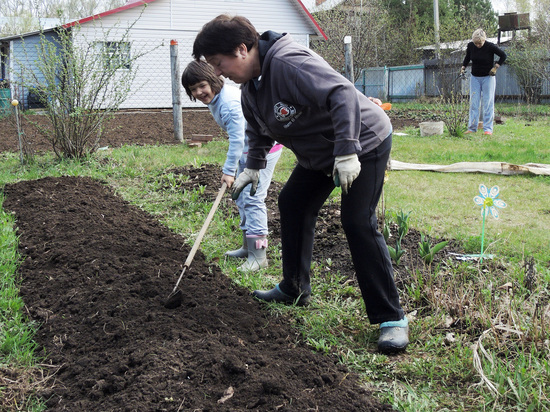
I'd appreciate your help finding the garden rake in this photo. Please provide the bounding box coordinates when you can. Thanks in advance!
[164,182,227,309]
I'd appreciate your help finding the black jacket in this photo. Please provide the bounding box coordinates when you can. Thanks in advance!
[463,41,507,77]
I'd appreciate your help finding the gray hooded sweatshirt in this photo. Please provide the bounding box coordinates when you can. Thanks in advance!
[241,31,392,173]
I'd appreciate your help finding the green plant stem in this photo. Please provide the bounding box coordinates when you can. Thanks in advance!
[480,206,486,263]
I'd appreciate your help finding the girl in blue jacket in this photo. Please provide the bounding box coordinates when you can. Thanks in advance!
[182,60,282,271]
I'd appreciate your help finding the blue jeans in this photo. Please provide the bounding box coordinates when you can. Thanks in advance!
[468,75,496,133]
[235,148,282,236]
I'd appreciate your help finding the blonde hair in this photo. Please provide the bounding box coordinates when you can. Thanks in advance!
[472,29,486,43]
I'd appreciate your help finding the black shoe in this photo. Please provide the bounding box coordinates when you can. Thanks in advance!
[377,319,409,354]
[252,284,311,306]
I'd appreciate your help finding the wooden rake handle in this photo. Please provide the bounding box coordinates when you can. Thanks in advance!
[172,182,227,292]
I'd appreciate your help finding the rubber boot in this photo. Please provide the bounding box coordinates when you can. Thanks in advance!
[252,284,311,306]
[238,236,268,271]
[225,231,248,259]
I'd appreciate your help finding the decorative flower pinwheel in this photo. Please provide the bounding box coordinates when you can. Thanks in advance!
[472,184,507,262]
[474,184,507,219]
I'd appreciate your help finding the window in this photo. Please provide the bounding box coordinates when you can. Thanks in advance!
[98,41,131,70]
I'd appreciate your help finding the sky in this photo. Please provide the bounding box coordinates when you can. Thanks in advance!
[301,0,521,16]
[491,0,513,15]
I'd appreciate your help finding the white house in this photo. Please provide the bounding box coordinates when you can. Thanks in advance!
[0,0,327,109]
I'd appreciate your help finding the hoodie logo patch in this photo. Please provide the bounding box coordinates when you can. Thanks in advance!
[274,102,297,122]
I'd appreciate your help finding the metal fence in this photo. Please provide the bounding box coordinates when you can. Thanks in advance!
[5,32,550,112]
[355,60,550,103]
[4,31,311,111]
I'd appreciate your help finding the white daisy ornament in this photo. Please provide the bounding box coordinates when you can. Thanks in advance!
[474,184,507,219]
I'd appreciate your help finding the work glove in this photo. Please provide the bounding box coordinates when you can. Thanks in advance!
[489,67,497,76]
[231,168,260,200]
[333,154,361,195]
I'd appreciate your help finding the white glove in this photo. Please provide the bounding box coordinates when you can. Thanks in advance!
[333,154,361,195]
[231,168,260,200]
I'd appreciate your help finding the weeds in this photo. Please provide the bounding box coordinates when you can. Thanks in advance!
[438,90,469,137]
[387,209,411,265]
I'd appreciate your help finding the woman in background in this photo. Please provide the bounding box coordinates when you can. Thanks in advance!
[461,28,506,135]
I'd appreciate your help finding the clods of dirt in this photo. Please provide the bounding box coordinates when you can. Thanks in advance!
[3,174,396,411]
[0,110,225,154]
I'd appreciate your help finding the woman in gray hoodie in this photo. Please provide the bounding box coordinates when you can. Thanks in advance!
[193,14,408,354]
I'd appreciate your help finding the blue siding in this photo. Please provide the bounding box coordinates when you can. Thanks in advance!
[10,31,63,109]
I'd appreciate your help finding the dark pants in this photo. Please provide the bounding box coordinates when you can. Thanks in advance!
[278,136,403,324]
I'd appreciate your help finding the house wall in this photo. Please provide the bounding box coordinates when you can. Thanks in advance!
[8,31,61,108]
[75,0,316,109]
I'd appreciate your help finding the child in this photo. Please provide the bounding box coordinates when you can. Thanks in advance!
[181,60,282,271]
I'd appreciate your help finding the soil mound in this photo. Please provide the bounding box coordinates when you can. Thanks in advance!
[3,174,394,411]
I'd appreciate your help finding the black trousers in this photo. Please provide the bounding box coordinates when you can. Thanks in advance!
[278,136,403,324]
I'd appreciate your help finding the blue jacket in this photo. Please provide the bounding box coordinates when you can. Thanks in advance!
[208,85,248,176]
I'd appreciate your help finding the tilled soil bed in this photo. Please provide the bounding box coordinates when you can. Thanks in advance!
[0,109,418,154]
[3,174,396,411]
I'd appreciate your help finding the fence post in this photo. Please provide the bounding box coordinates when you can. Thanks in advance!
[384,66,389,101]
[170,39,183,142]
[344,36,354,83]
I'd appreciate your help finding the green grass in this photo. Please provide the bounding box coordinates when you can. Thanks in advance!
[388,109,550,263]
[0,197,38,365]
[393,121,550,165]
[1,106,549,411]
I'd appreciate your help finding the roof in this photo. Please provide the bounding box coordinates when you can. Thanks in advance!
[1,0,327,42]
[0,26,55,41]
[300,0,346,13]
[64,0,327,39]
[294,0,328,39]
[62,0,157,28]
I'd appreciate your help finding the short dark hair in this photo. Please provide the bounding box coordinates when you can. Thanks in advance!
[193,14,259,59]
[181,60,225,101]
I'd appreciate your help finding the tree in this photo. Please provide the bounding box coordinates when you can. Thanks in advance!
[0,0,124,36]
[382,0,498,64]
[10,13,157,158]
[502,0,550,104]
[311,0,390,77]
[312,0,499,70]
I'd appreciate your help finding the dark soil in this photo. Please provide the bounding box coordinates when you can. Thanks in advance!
[0,110,226,154]
[0,109,418,154]
[1,110,450,411]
